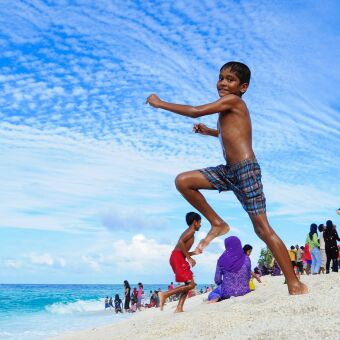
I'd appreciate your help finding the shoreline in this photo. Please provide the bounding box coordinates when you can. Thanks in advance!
[50,273,340,340]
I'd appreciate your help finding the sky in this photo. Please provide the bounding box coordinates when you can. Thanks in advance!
[0,0,339,284]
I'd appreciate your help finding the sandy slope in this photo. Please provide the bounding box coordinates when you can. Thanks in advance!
[51,273,340,340]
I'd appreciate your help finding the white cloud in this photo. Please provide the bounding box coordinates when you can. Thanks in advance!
[29,253,66,268]
[4,259,23,269]
[81,255,101,272]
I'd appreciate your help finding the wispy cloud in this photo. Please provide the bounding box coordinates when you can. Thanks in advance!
[0,0,339,283]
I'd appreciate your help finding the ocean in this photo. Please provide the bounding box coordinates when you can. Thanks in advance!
[0,283,209,340]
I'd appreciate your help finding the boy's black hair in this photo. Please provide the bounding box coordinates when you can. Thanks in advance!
[290,245,295,250]
[186,211,201,226]
[220,61,251,85]
[243,244,253,253]
[318,224,324,232]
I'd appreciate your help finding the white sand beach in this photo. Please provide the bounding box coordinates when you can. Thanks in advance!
[51,274,340,340]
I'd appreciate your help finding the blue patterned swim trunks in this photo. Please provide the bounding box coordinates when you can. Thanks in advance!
[199,158,266,215]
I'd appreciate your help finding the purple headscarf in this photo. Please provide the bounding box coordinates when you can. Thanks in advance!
[217,236,246,273]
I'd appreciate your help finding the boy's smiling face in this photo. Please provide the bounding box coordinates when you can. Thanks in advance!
[217,68,248,97]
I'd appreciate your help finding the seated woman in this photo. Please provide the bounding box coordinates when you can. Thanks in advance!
[208,236,251,302]
[271,260,281,276]
[114,294,123,313]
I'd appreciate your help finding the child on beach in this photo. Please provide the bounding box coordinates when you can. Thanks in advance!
[243,244,261,290]
[302,244,312,275]
[114,294,123,314]
[158,212,201,312]
[104,296,110,309]
[146,61,307,295]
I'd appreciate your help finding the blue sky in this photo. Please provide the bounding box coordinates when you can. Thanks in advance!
[0,0,339,284]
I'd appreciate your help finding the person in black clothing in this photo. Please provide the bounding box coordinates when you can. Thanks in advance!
[324,220,340,273]
[114,294,123,313]
[123,280,131,311]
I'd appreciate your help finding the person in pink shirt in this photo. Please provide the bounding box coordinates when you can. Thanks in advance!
[137,282,143,311]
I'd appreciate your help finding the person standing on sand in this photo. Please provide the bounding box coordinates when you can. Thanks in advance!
[158,212,201,313]
[324,220,340,273]
[146,61,307,295]
[123,280,131,312]
[295,245,303,275]
[306,224,321,275]
[137,283,143,311]
[302,244,312,275]
[288,246,297,268]
[318,224,326,274]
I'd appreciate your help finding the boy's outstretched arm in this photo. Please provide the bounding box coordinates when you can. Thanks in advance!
[146,93,239,118]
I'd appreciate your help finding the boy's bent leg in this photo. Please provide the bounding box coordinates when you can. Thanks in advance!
[249,213,308,295]
[158,281,195,311]
[175,170,229,252]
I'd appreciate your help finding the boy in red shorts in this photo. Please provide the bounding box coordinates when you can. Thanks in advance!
[158,212,201,312]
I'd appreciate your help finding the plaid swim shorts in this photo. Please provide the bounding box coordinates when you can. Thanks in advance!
[199,158,266,215]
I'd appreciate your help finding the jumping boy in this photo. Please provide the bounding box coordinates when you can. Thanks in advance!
[158,212,201,312]
[146,61,307,295]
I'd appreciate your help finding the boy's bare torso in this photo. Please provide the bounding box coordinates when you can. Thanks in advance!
[218,98,255,164]
[174,228,195,252]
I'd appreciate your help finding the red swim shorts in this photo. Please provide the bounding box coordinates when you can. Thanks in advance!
[170,250,193,283]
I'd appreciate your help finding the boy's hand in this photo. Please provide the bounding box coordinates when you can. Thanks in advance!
[146,94,162,108]
[188,257,196,268]
[193,123,209,135]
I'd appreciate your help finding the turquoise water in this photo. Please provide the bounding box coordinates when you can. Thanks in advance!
[0,284,208,339]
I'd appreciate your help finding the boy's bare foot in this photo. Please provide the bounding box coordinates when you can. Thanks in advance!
[195,222,229,253]
[174,308,184,313]
[158,292,166,311]
[288,281,309,295]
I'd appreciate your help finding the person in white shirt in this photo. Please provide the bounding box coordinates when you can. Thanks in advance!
[318,224,326,274]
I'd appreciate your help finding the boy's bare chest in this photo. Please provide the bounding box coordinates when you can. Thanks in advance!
[185,236,195,250]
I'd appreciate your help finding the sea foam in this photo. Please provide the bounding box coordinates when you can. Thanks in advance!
[45,299,104,314]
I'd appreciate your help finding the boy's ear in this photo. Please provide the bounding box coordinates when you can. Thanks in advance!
[240,83,249,94]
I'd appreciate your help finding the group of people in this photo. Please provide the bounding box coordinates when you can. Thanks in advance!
[104,295,124,314]
[154,212,264,312]
[115,280,210,313]
[257,219,340,279]
[303,220,339,274]
[117,60,339,313]
[287,220,340,275]
[122,281,145,313]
